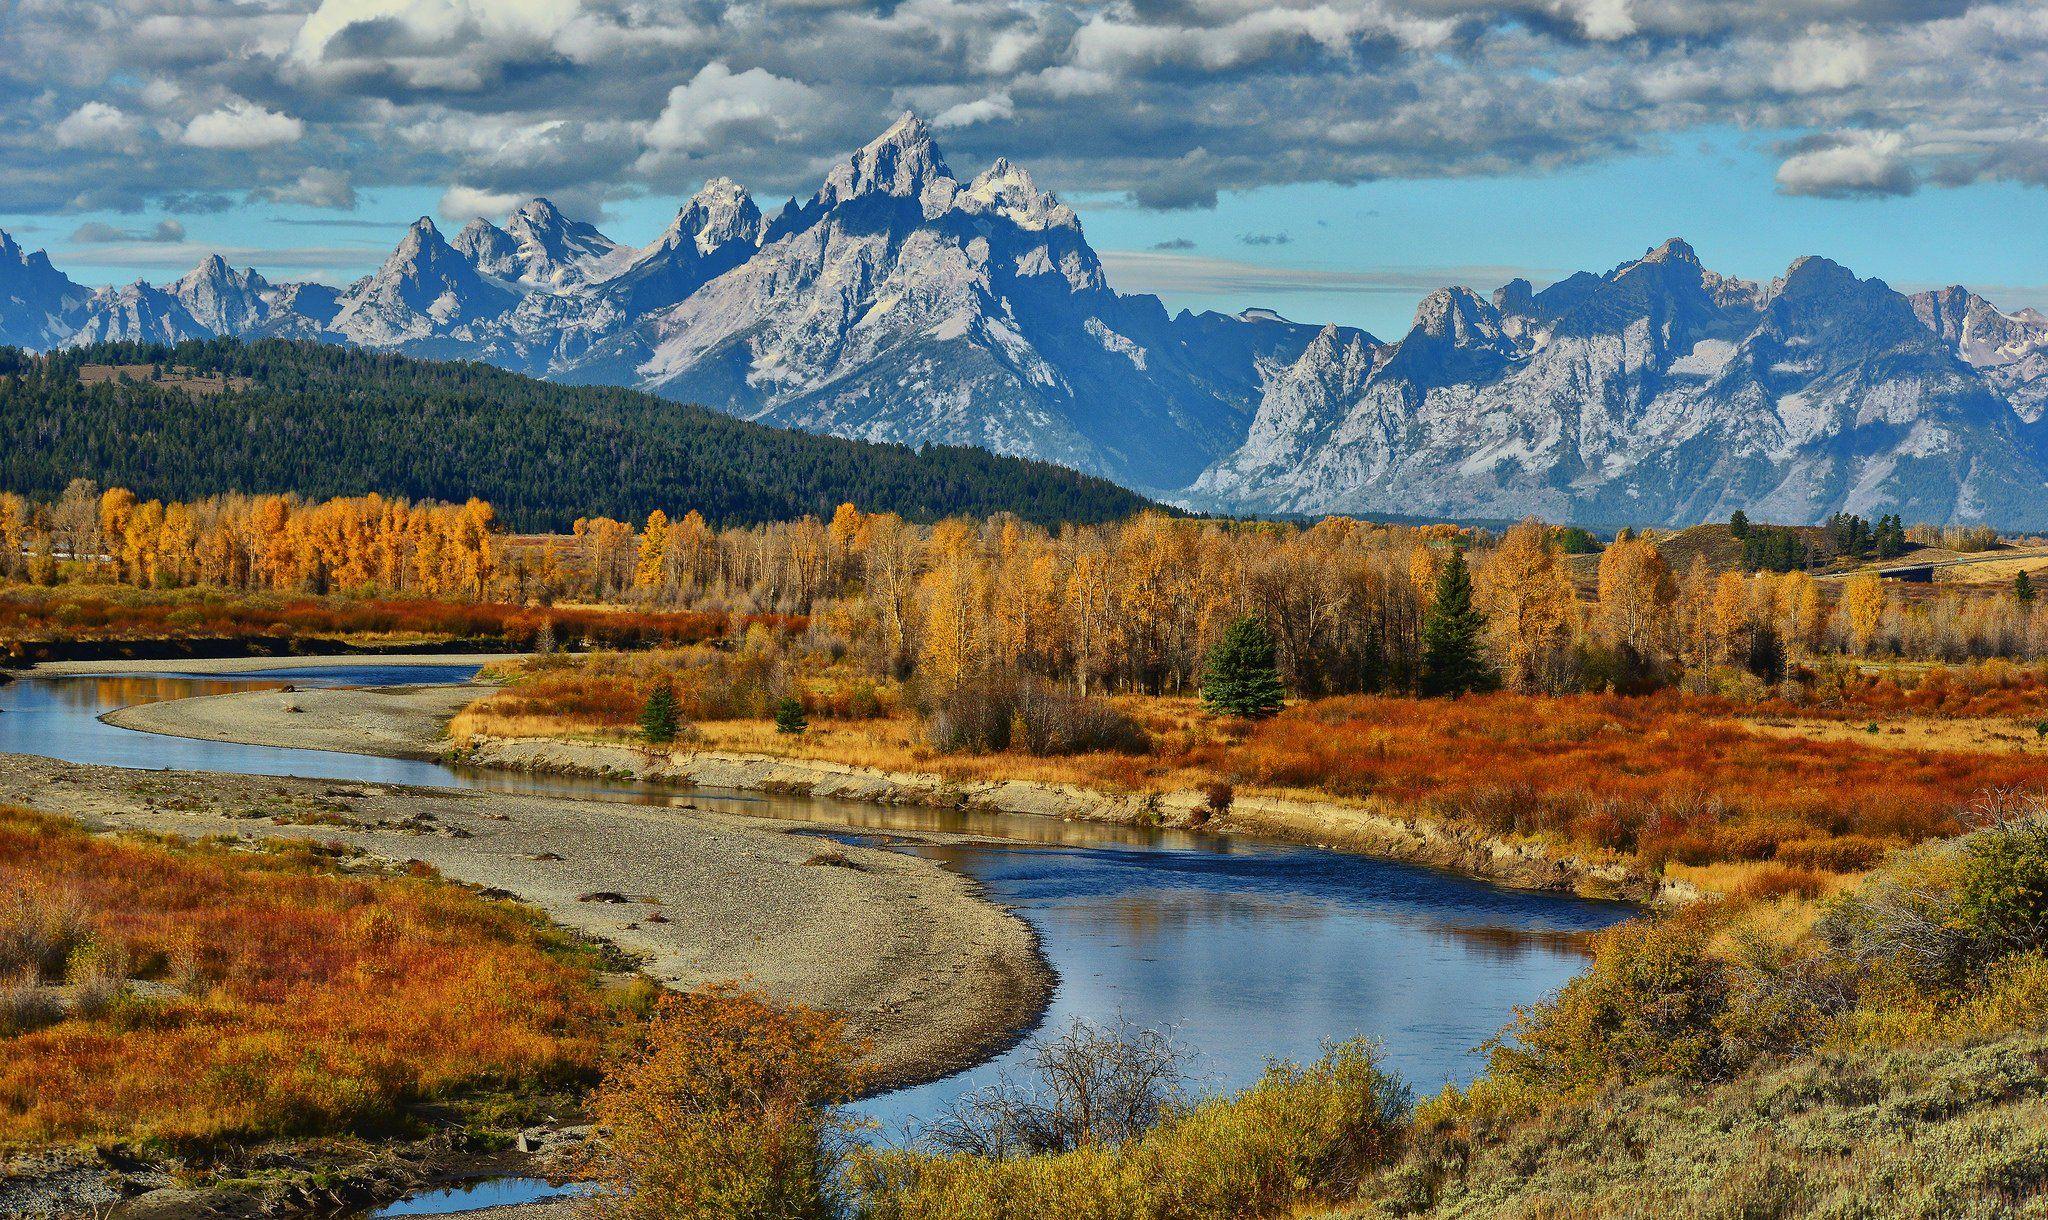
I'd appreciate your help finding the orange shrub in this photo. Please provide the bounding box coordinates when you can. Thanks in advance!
[1193,693,2048,867]
[1736,865,1829,901]
[0,585,801,657]
[586,983,870,1220]
[0,808,613,1149]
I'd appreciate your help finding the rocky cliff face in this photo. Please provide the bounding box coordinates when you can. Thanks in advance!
[1189,241,2048,529]
[7,115,1321,492]
[0,231,89,349]
[7,120,2048,525]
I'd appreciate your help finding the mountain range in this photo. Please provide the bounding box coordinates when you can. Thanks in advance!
[5,115,2048,528]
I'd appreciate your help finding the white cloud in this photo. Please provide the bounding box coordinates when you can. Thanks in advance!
[182,100,305,150]
[55,103,137,149]
[294,0,582,64]
[439,185,526,221]
[261,168,359,210]
[1776,130,1917,198]
[637,62,822,165]
[935,93,1015,129]
[1555,0,1637,41]
[1771,34,1871,95]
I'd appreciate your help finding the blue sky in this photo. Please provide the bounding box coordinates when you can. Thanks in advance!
[7,0,2048,340]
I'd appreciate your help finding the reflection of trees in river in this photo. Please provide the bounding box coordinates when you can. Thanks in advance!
[1428,923,1598,963]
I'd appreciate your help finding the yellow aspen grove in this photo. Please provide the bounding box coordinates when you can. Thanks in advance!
[123,500,165,587]
[919,519,982,684]
[1707,571,1751,667]
[1842,573,1888,655]
[1476,520,1576,693]
[672,510,714,596]
[0,492,26,580]
[1778,570,1826,659]
[635,510,672,594]
[1595,535,1677,660]
[827,501,862,584]
[97,487,136,572]
[1408,542,1443,610]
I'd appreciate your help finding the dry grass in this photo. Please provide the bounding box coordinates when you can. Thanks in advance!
[0,806,618,1150]
[458,660,2048,883]
[0,583,796,657]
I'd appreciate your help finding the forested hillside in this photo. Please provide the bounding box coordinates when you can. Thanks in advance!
[0,339,1156,530]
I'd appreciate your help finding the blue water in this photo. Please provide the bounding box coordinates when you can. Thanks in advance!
[370,1177,591,1216]
[0,662,1631,1154]
[855,836,1625,1139]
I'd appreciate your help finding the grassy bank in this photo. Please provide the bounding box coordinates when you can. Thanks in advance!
[576,801,2048,1220]
[0,806,633,1152]
[453,652,2048,897]
[0,584,800,666]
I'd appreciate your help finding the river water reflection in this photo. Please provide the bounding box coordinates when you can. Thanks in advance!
[0,664,1632,1135]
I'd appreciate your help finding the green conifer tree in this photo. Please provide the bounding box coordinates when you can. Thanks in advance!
[1201,616,1287,718]
[2019,570,2037,605]
[1421,549,1493,697]
[640,681,680,745]
[774,695,809,735]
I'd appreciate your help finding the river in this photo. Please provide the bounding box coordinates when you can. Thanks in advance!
[0,663,1630,1146]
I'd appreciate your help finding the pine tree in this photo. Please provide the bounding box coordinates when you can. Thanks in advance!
[2019,570,2037,605]
[1728,510,1750,540]
[640,681,680,745]
[1421,549,1493,697]
[1201,615,1286,718]
[774,696,809,735]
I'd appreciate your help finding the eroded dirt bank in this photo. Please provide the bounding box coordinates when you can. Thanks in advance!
[0,750,1048,1219]
[105,678,1693,905]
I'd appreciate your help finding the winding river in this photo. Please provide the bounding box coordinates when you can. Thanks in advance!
[0,663,1630,1144]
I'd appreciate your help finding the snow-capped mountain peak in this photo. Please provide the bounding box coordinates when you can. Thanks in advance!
[817,111,956,216]
[959,158,1080,233]
[671,177,763,255]
[0,228,90,348]
[169,255,272,335]
[15,129,2048,531]
[455,198,628,291]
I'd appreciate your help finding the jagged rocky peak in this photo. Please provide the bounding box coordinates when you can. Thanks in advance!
[453,217,519,270]
[958,157,1080,232]
[1,229,64,280]
[170,255,272,334]
[1908,284,2048,365]
[1638,236,1700,266]
[506,197,618,259]
[669,177,764,254]
[817,112,955,214]
[1410,285,1506,343]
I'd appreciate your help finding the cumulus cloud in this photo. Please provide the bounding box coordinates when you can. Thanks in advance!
[0,0,2043,220]
[182,100,305,150]
[637,62,823,168]
[1776,130,1918,198]
[935,93,1015,129]
[1240,232,1292,247]
[439,185,526,221]
[69,219,185,244]
[54,103,136,149]
[255,168,359,210]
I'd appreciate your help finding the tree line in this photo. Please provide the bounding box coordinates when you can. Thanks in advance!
[0,338,1156,532]
[11,479,2047,698]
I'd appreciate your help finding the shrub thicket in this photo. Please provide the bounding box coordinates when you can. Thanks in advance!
[924,672,1150,756]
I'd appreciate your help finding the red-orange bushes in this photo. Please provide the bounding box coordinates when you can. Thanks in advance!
[0,586,803,653]
[1198,693,2048,867]
[1753,662,2048,721]
[0,808,611,1148]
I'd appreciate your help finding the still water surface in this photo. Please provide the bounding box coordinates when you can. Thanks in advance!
[0,664,1630,1145]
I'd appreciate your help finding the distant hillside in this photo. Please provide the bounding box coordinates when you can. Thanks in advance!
[0,339,1158,531]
